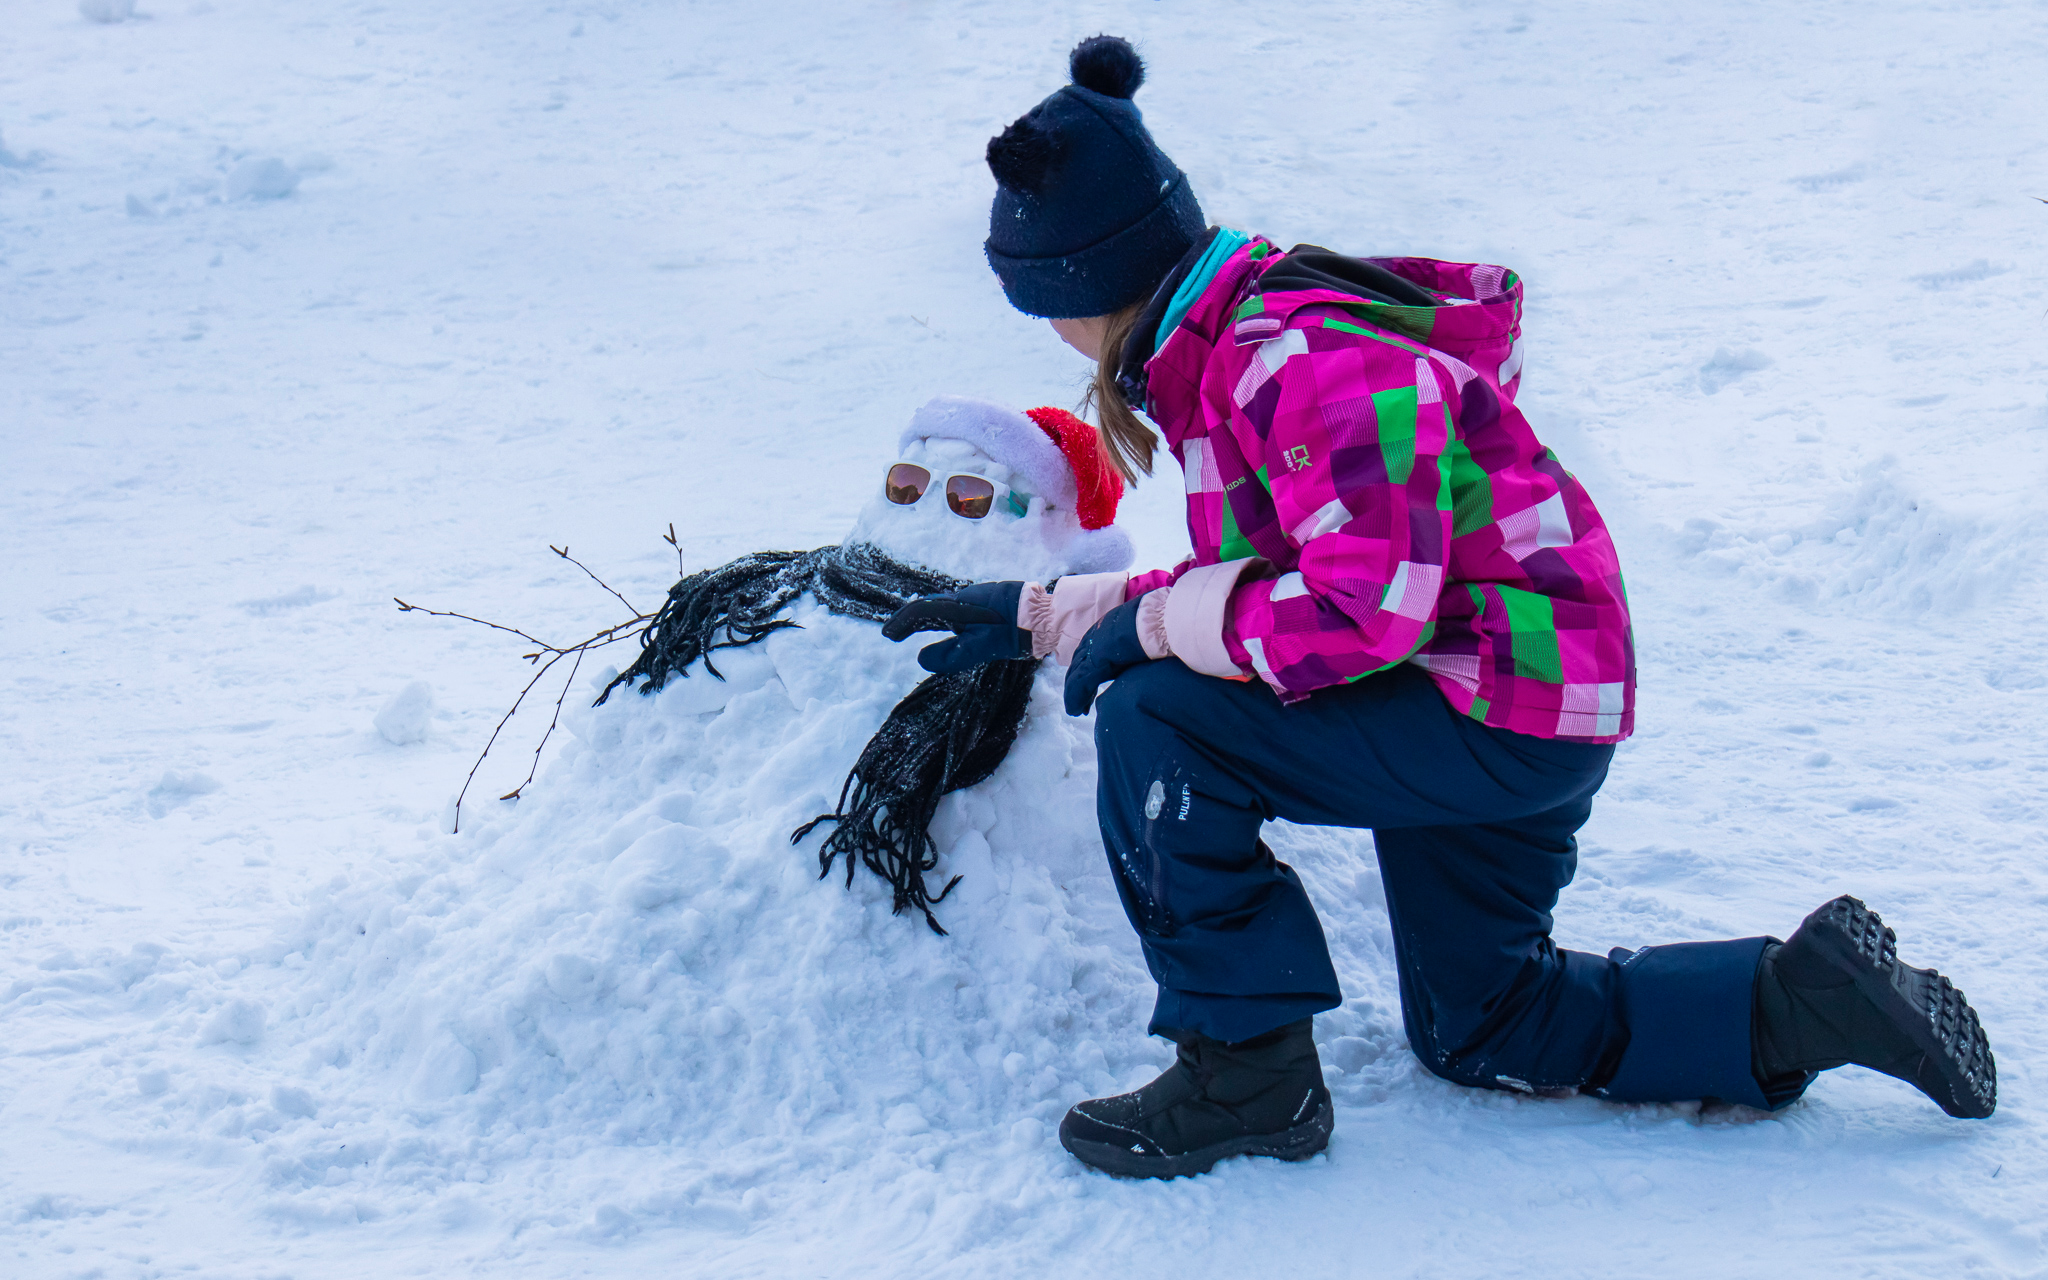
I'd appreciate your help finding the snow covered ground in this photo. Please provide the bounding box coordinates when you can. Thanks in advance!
[4,0,2046,1275]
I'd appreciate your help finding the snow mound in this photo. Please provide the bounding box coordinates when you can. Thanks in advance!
[150,600,1195,1224]
[226,157,301,201]
[79,0,136,23]
[1675,461,2033,615]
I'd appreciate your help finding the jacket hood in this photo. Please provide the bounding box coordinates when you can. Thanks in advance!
[1234,252,1524,365]
[1137,242,1534,450]
[1218,249,1530,405]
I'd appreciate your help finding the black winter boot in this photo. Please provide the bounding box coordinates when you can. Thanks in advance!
[1058,1019,1333,1178]
[1754,895,1996,1119]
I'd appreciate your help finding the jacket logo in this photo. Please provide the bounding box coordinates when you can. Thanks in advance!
[1283,445,1311,472]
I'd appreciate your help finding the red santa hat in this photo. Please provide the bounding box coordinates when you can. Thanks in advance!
[897,396,1132,572]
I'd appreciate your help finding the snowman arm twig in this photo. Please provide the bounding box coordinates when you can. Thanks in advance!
[551,544,641,616]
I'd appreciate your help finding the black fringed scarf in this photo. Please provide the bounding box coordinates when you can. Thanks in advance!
[596,543,1039,934]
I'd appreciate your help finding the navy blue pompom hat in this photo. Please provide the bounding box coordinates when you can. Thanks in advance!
[985,36,1205,319]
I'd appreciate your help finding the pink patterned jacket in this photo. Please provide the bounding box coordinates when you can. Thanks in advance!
[1028,238,1634,743]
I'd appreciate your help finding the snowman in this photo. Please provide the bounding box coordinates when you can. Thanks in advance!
[845,394,1134,584]
[594,394,1141,930]
[618,394,1134,719]
[165,396,1191,1228]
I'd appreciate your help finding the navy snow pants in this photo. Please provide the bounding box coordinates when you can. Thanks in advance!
[1093,659,1785,1109]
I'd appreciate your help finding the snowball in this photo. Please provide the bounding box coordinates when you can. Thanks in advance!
[226,157,300,201]
[199,999,266,1046]
[147,770,221,818]
[543,953,600,1003]
[407,1031,479,1101]
[270,1085,318,1118]
[374,681,434,745]
[1324,1035,1380,1074]
[79,0,136,23]
[1698,347,1772,395]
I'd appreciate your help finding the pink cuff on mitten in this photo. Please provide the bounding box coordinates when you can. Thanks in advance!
[1135,586,1173,660]
[1020,572,1132,665]
[1020,581,1056,657]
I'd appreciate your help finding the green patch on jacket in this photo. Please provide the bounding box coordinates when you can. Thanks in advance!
[1339,300,1436,343]
[1446,437,1495,536]
[1497,587,1563,682]
[1217,490,1257,564]
[1319,316,1427,358]
[1372,385,1418,484]
[1344,618,1436,683]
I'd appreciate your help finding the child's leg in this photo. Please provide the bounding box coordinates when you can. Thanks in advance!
[1375,817,1779,1106]
[1091,658,1619,1046]
[1070,658,1805,1177]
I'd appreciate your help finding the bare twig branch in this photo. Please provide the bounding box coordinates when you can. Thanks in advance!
[453,651,561,832]
[398,534,675,828]
[394,599,555,650]
[551,544,640,616]
[663,522,684,574]
[501,646,586,803]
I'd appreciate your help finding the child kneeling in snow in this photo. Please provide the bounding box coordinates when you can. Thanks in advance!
[887,36,1996,1179]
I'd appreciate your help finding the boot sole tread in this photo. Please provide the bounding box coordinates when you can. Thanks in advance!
[1792,895,1996,1119]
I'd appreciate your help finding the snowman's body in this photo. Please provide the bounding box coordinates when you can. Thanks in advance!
[228,401,1184,1217]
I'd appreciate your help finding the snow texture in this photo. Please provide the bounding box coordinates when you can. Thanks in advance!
[3,2,2045,1277]
[78,0,136,24]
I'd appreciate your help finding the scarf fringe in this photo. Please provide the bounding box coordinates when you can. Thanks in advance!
[792,660,1038,934]
[598,543,1038,933]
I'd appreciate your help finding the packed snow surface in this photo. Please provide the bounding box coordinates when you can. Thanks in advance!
[4,1,2046,1277]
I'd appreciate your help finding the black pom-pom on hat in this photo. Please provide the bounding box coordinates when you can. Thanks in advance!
[986,113,1062,193]
[1069,35,1144,99]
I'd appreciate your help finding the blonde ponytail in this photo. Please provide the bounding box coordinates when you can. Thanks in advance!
[1081,299,1158,483]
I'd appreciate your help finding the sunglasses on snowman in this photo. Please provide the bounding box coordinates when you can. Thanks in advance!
[883,462,1038,520]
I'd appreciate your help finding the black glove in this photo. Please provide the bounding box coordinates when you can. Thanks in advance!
[882,580,1033,674]
[1064,596,1151,716]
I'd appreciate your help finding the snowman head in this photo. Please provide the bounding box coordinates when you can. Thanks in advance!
[846,396,1135,583]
